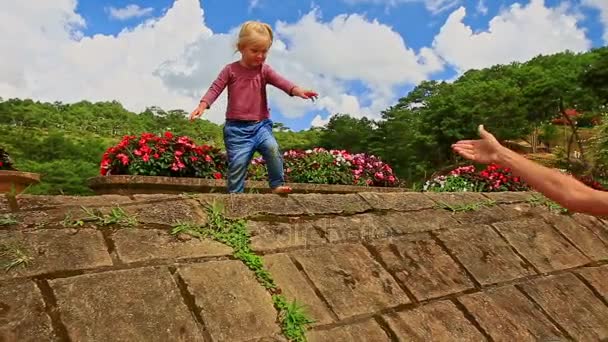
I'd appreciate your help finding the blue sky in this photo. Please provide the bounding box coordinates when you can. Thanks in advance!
[2,0,607,131]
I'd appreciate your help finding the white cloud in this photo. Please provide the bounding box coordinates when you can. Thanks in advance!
[583,0,608,43]
[476,0,488,15]
[0,0,212,119]
[106,4,154,20]
[248,0,260,11]
[431,0,591,73]
[0,0,599,130]
[160,7,443,124]
[342,0,460,14]
[311,114,331,127]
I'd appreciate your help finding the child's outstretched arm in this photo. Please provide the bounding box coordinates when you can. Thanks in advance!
[264,65,318,101]
[452,125,608,216]
[190,66,230,121]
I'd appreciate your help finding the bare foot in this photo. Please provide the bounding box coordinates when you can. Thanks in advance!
[272,185,292,194]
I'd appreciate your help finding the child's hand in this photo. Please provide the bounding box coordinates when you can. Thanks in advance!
[292,87,318,101]
[189,102,207,121]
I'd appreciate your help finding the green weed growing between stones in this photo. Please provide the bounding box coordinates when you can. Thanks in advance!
[62,206,138,228]
[0,241,33,272]
[527,195,569,214]
[436,199,497,212]
[0,214,18,226]
[171,200,315,341]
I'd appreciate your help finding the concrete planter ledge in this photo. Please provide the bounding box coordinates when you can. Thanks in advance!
[87,175,409,195]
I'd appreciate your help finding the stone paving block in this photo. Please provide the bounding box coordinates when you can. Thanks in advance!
[370,235,474,300]
[307,319,390,342]
[291,244,410,319]
[519,273,608,341]
[359,192,435,211]
[9,207,96,230]
[425,192,488,207]
[383,300,486,341]
[15,194,132,211]
[118,199,206,226]
[178,260,280,341]
[265,253,334,325]
[132,194,184,202]
[493,219,588,273]
[450,206,510,225]
[499,202,551,219]
[436,225,535,285]
[0,281,54,341]
[481,191,534,204]
[50,267,204,341]
[0,229,112,280]
[292,194,371,215]
[571,213,608,245]
[112,228,232,263]
[312,213,395,243]
[458,286,563,341]
[577,265,608,302]
[383,210,460,234]
[543,213,608,261]
[197,194,306,218]
[248,220,326,252]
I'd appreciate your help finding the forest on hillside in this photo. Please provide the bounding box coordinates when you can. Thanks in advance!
[1,46,607,195]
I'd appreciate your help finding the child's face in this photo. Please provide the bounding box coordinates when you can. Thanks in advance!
[240,39,270,67]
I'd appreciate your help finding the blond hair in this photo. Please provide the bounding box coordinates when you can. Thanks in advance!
[236,21,273,51]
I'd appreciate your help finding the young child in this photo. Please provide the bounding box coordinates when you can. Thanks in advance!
[190,20,317,194]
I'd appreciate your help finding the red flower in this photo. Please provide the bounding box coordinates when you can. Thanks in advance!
[164,131,173,139]
[213,172,222,179]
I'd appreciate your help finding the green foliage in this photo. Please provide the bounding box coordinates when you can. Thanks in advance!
[589,114,608,178]
[527,194,569,214]
[63,206,138,228]
[318,114,374,153]
[435,200,496,212]
[0,241,33,272]
[273,294,315,342]
[0,214,18,226]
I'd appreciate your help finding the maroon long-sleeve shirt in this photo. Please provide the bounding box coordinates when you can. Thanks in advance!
[200,61,296,121]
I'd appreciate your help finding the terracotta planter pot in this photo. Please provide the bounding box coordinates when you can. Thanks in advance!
[0,170,41,194]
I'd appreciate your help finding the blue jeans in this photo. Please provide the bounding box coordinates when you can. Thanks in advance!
[223,119,285,193]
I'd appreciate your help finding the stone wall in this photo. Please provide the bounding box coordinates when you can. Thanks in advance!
[1,191,607,341]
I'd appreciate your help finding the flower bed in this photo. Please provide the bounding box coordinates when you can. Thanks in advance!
[98,132,399,188]
[100,132,226,179]
[424,164,529,192]
[249,148,398,187]
[0,148,15,171]
[424,163,607,193]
